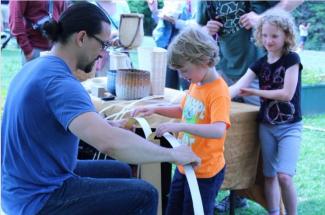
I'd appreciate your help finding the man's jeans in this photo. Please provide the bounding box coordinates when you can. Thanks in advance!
[218,70,260,106]
[37,160,158,215]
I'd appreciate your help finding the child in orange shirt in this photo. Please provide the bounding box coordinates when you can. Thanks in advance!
[132,27,231,215]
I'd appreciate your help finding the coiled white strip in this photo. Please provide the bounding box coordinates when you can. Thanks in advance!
[163,133,204,215]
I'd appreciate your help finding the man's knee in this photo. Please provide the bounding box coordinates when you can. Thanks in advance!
[132,180,158,213]
[137,180,158,202]
[118,162,132,178]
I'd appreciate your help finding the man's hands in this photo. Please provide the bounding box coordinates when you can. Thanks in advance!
[239,12,261,30]
[171,144,201,167]
[107,119,128,128]
[203,10,262,36]
[204,18,223,36]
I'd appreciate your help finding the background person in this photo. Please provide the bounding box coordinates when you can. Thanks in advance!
[9,0,66,64]
[151,0,198,90]
[230,9,303,215]
[298,21,310,51]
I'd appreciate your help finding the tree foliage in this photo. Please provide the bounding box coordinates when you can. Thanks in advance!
[293,1,325,50]
[127,0,164,36]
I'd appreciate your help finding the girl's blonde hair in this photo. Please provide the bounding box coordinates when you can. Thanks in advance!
[167,27,219,70]
[254,9,297,54]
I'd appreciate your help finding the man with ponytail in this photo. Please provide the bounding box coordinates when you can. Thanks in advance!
[1,2,200,215]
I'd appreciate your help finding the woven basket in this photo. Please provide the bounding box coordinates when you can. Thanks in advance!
[115,69,151,100]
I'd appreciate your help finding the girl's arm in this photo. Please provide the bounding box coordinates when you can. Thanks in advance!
[229,69,256,98]
[156,122,227,139]
[241,64,300,101]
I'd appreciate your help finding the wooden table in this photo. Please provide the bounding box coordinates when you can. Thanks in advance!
[88,87,271,214]
[91,88,260,187]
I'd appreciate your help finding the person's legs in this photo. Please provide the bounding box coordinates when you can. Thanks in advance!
[299,36,307,51]
[167,168,225,215]
[165,67,180,90]
[276,122,302,215]
[38,160,158,215]
[259,123,281,214]
[21,47,42,65]
[264,176,281,215]
[278,173,297,215]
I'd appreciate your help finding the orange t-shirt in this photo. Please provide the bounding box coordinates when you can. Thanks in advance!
[178,78,231,178]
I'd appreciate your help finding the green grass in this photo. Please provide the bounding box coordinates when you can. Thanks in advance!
[300,50,325,85]
[215,114,325,214]
[296,120,325,215]
[1,45,325,215]
[1,47,21,102]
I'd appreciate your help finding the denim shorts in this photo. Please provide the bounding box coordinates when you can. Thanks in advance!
[259,121,303,177]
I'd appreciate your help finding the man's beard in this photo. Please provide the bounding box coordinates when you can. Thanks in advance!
[83,56,101,73]
[83,61,95,73]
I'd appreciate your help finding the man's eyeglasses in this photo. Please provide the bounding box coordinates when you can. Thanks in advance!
[91,35,111,50]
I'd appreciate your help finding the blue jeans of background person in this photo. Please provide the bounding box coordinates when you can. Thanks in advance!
[166,167,225,215]
[37,160,158,215]
[218,70,260,106]
[165,67,190,90]
[21,48,43,65]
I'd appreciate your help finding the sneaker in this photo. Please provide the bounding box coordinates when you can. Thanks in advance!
[214,195,248,213]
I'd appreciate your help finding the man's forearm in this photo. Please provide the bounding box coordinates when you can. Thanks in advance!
[101,126,175,164]
[71,112,175,164]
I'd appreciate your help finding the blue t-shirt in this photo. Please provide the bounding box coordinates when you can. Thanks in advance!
[1,56,96,215]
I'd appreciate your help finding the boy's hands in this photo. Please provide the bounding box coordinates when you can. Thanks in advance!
[155,122,183,137]
[131,107,155,117]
